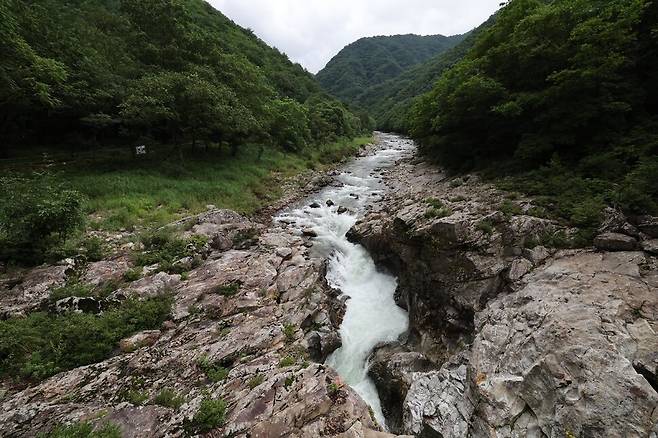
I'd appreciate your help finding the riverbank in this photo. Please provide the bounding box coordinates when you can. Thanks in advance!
[1,137,373,234]
[0,134,399,437]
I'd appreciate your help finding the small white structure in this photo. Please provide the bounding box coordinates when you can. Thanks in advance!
[135,145,147,155]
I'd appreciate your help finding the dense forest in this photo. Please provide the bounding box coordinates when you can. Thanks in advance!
[0,0,369,158]
[410,0,658,218]
[316,34,464,105]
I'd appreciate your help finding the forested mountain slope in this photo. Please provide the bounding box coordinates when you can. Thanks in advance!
[355,21,492,132]
[411,0,658,223]
[0,0,367,157]
[316,33,464,106]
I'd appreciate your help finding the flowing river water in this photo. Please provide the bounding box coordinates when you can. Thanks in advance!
[276,133,413,427]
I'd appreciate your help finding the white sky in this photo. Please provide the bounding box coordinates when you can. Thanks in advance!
[208,0,503,73]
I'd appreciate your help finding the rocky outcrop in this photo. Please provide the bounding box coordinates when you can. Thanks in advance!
[593,232,639,251]
[350,155,658,436]
[0,209,384,437]
[349,162,560,365]
[0,262,71,318]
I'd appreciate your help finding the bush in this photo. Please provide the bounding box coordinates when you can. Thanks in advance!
[135,229,206,273]
[424,206,453,219]
[500,200,523,218]
[476,220,494,235]
[42,421,121,438]
[0,296,172,381]
[49,282,95,302]
[282,323,296,343]
[187,397,227,433]
[82,237,107,262]
[197,356,230,382]
[122,389,148,406]
[214,282,240,297]
[248,374,264,389]
[154,388,185,409]
[123,268,142,282]
[425,198,444,209]
[0,175,85,264]
[279,355,296,367]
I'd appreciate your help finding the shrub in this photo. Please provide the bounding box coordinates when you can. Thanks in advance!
[282,323,296,343]
[43,421,121,438]
[424,206,453,219]
[615,158,658,215]
[197,356,230,382]
[476,220,494,235]
[0,296,172,381]
[214,282,240,297]
[82,237,107,262]
[123,268,142,282]
[50,282,95,302]
[122,389,148,406]
[449,178,463,188]
[247,374,264,389]
[279,355,295,367]
[500,200,523,218]
[569,197,604,228]
[425,198,444,209]
[134,229,206,274]
[0,175,85,264]
[327,382,342,397]
[187,397,227,433]
[153,388,185,409]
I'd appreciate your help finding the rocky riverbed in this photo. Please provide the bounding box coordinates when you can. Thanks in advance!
[1,133,657,437]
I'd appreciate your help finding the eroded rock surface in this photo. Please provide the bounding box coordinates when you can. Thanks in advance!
[0,210,385,437]
[351,154,658,436]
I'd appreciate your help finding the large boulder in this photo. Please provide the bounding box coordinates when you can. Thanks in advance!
[0,264,69,318]
[594,232,639,251]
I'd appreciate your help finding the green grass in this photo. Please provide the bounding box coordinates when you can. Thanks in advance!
[31,138,372,231]
[40,421,121,438]
[153,388,185,409]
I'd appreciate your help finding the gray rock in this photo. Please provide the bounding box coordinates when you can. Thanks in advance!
[1,264,68,318]
[594,232,638,251]
[637,216,658,238]
[507,258,533,281]
[82,259,131,286]
[118,330,161,353]
[522,245,551,265]
[641,239,658,255]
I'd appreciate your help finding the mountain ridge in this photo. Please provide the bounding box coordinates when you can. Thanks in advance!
[316,33,465,105]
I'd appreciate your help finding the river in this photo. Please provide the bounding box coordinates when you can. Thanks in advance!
[275,133,413,427]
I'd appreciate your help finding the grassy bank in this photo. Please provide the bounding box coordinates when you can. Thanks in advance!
[4,137,372,233]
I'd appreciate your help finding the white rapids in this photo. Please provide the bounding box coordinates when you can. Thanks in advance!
[275,133,414,428]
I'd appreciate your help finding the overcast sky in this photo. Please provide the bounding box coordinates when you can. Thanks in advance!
[208,0,502,73]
